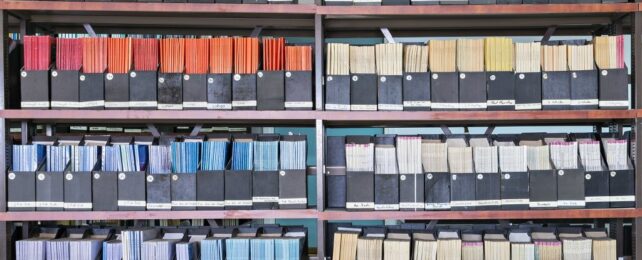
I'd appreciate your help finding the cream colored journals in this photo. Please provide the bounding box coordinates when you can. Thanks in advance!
[429,40,457,73]
[350,46,375,74]
[515,42,541,73]
[591,238,616,260]
[437,239,462,260]
[327,43,350,76]
[404,44,429,73]
[561,238,592,260]
[457,39,484,72]
[375,43,403,76]
[512,243,535,260]
[356,237,383,260]
[413,235,437,260]
[383,239,411,260]
[484,238,510,260]
[541,44,568,72]
[461,241,483,260]
[594,35,625,69]
[567,44,594,71]
[484,37,514,72]
[333,232,359,260]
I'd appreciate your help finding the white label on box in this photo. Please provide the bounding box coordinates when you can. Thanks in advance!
[585,196,610,202]
[487,100,515,106]
[610,195,635,202]
[374,204,400,210]
[353,0,381,3]
[476,200,501,207]
[253,196,279,203]
[285,101,313,108]
[459,102,487,109]
[147,203,172,210]
[225,200,252,206]
[515,103,542,110]
[197,201,224,207]
[325,104,350,110]
[378,104,403,111]
[51,101,79,108]
[529,201,558,208]
[558,200,585,207]
[350,104,377,111]
[158,104,183,110]
[542,99,571,106]
[232,100,257,107]
[599,100,629,107]
[346,202,375,209]
[105,101,130,108]
[571,99,598,106]
[279,198,308,205]
[208,103,232,110]
[21,101,49,108]
[77,100,105,108]
[129,101,158,107]
[8,201,36,208]
[431,102,459,109]
[64,202,92,209]
[36,201,64,208]
[451,200,476,207]
[118,200,146,207]
[171,201,198,207]
[425,203,450,210]
[403,101,431,108]
[183,102,208,108]
[399,202,424,209]
[501,199,529,205]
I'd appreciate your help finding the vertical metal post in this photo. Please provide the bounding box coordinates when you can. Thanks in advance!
[634,10,642,260]
[316,219,326,260]
[315,119,325,259]
[314,14,324,111]
[0,10,10,260]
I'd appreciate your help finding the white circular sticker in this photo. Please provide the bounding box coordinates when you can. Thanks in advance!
[184,75,190,81]
[504,174,510,180]
[558,170,564,176]
[172,175,179,181]
[585,174,591,180]
[280,171,286,176]
[519,73,525,80]
[602,70,608,76]
[79,75,86,81]
[543,73,548,80]
[400,175,406,181]
[66,173,73,181]
[234,74,241,81]
[208,78,214,84]
[119,173,126,180]
[106,73,114,80]
[477,174,483,180]
[130,72,137,78]
[8,173,15,180]
[572,72,577,79]
[147,175,154,182]
[327,76,333,82]
[286,72,292,78]
[38,173,45,181]
[94,173,100,180]
[610,171,616,177]
[452,175,457,181]
[432,74,438,80]
[158,77,165,83]
[21,71,27,78]
[460,73,466,79]
[406,75,412,81]
[352,75,359,81]
[380,76,386,82]
[427,174,433,180]
[52,71,58,77]
[258,72,263,78]
[489,75,496,81]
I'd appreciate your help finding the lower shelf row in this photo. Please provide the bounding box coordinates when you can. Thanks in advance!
[326,170,635,211]
[7,170,307,211]
[16,224,308,260]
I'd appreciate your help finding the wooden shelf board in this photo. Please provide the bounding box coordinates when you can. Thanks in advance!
[320,208,642,220]
[1,109,637,125]
[0,209,319,221]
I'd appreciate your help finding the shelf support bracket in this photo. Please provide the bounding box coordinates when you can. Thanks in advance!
[250,26,263,38]
[190,125,203,137]
[426,220,438,229]
[541,26,557,44]
[440,125,452,135]
[380,28,396,44]
[484,126,495,135]
[146,124,161,138]
[82,24,97,37]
